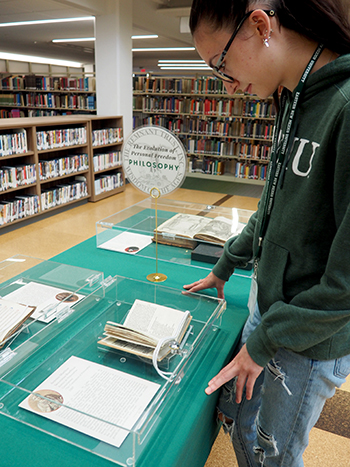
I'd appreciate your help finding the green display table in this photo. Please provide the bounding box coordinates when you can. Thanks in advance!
[0,236,250,467]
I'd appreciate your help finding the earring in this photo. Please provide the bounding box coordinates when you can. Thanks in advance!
[263,29,272,48]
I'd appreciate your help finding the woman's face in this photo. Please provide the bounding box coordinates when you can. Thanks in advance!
[193,16,281,99]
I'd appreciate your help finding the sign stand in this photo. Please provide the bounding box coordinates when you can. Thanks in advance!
[122,125,187,283]
[146,187,167,283]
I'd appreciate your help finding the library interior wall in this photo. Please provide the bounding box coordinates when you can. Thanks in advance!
[0,60,85,75]
[0,5,133,135]
[95,0,133,138]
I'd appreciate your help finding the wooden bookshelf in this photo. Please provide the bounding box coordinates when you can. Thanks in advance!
[0,73,96,118]
[88,116,125,202]
[0,115,125,229]
[133,74,276,185]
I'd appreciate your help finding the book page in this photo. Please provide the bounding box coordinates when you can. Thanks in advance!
[98,336,171,361]
[3,282,84,323]
[123,299,189,342]
[0,298,34,344]
[156,213,211,239]
[19,356,160,448]
[195,216,245,243]
[104,322,158,346]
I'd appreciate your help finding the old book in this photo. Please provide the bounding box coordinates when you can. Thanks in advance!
[0,298,35,348]
[154,212,245,249]
[98,299,192,361]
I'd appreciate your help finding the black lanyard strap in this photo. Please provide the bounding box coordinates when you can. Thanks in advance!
[255,43,325,261]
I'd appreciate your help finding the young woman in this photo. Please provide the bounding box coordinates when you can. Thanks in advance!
[184,1,350,465]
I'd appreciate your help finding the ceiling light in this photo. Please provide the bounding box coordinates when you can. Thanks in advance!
[132,35,158,39]
[158,60,205,63]
[159,66,211,70]
[52,37,95,43]
[133,47,195,52]
[0,51,83,68]
[0,16,94,27]
[159,64,210,68]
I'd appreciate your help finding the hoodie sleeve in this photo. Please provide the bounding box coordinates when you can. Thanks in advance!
[212,209,258,281]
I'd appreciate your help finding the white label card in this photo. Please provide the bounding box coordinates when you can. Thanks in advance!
[19,356,160,448]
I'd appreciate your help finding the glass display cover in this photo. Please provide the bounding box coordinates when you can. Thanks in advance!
[0,274,226,467]
[0,256,105,377]
[96,197,254,277]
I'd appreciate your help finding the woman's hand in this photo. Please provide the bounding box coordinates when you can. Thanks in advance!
[205,344,263,403]
[183,271,226,299]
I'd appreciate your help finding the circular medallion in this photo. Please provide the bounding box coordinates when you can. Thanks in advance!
[122,125,187,196]
[28,389,64,413]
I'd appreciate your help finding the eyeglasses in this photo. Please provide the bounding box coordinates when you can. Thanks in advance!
[212,9,275,83]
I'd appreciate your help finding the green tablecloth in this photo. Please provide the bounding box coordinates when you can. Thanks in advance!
[1,236,250,467]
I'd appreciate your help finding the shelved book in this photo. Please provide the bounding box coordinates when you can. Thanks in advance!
[141,96,276,118]
[94,173,123,195]
[0,194,40,225]
[133,75,228,94]
[185,138,271,159]
[153,213,245,249]
[188,157,226,176]
[142,115,274,140]
[0,164,36,191]
[36,127,87,151]
[98,299,192,361]
[39,154,89,180]
[22,75,96,92]
[93,151,121,172]
[0,129,27,156]
[40,179,88,211]
[92,128,123,146]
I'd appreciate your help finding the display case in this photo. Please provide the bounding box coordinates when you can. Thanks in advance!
[96,197,254,277]
[0,273,226,467]
[0,255,105,360]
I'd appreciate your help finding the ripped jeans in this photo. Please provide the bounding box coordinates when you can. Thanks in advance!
[217,304,350,467]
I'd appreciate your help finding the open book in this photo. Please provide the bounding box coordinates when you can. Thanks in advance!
[98,299,192,361]
[0,298,35,348]
[154,213,245,249]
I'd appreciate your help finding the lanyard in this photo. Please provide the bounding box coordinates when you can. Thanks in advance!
[255,43,324,262]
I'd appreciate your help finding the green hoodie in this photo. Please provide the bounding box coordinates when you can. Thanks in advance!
[213,54,350,368]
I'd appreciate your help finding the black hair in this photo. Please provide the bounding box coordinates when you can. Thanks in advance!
[190,0,350,55]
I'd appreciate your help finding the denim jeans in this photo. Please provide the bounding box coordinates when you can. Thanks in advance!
[217,305,350,467]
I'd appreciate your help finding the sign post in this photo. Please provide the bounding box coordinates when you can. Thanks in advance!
[122,126,187,282]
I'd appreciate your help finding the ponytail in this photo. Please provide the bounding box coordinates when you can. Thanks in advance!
[274,0,350,54]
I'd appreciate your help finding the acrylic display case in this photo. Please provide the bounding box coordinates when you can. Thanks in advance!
[0,273,226,467]
[96,197,254,277]
[0,255,105,359]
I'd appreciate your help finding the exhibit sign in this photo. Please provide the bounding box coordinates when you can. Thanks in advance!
[122,126,187,196]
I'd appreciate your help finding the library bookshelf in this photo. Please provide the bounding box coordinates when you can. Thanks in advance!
[133,75,276,186]
[88,116,124,202]
[0,73,96,118]
[0,115,124,229]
